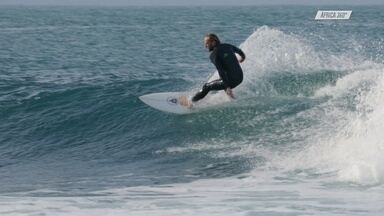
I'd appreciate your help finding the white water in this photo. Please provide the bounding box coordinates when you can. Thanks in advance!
[1,172,383,215]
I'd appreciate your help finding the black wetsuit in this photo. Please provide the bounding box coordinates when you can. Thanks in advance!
[192,43,245,102]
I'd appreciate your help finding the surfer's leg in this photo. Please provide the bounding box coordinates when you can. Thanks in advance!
[192,80,226,102]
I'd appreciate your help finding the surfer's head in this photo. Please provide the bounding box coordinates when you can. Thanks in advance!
[204,33,220,51]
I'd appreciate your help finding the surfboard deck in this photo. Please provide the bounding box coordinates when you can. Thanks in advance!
[139,92,195,114]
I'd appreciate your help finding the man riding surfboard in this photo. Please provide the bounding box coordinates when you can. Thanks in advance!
[180,33,246,108]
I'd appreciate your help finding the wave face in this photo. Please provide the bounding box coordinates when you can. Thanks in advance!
[0,5,383,215]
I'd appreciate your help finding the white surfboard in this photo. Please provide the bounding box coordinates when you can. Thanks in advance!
[139,92,195,114]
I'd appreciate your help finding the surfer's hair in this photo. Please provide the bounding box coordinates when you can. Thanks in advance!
[205,33,221,44]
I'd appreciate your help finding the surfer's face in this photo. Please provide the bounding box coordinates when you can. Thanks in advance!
[204,37,216,51]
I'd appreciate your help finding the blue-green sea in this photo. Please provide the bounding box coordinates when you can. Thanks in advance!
[0,5,383,215]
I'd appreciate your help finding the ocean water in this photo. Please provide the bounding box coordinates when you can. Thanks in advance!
[0,5,384,215]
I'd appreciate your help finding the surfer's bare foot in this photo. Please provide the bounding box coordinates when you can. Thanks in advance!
[179,96,193,109]
[225,88,235,99]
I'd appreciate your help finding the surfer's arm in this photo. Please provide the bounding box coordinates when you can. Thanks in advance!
[232,45,246,63]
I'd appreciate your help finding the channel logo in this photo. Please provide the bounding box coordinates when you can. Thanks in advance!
[315,10,352,20]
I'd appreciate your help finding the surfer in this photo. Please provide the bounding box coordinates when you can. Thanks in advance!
[180,33,246,108]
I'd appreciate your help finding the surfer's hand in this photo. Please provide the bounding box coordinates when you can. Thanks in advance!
[225,88,235,99]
